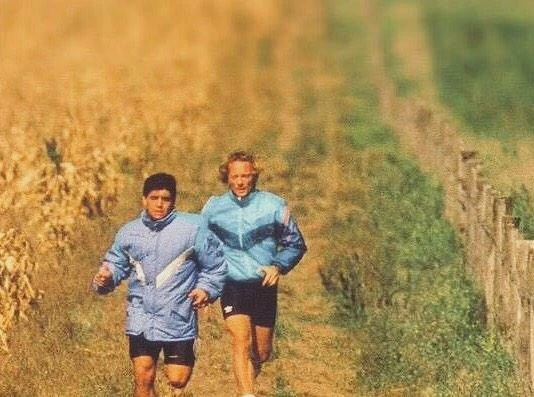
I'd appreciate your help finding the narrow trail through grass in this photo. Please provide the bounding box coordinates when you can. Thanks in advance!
[0,1,365,396]
[2,0,527,395]
[188,2,360,394]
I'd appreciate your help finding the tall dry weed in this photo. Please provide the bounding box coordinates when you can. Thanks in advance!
[0,229,41,352]
[0,0,347,395]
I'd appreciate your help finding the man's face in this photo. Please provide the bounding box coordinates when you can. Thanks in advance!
[228,160,255,199]
[142,189,174,220]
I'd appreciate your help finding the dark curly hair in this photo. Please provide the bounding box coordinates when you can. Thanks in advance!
[143,172,177,201]
[218,150,261,186]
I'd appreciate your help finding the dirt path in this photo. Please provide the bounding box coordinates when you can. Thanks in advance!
[385,2,437,103]
[187,2,358,395]
[0,1,364,396]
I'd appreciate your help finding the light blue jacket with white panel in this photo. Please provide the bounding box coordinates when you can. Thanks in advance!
[95,209,226,342]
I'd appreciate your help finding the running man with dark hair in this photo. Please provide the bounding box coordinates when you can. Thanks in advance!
[93,172,226,396]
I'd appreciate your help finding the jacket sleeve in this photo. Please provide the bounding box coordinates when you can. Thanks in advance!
[272,206,307,274]
[193,224,227,301]
[95,228,132,294]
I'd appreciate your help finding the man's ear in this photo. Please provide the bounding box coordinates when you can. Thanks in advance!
[142,196,147,209]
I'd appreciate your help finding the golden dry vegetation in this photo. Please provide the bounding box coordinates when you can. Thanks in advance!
[0,1,364,395]
[2,0,527,395]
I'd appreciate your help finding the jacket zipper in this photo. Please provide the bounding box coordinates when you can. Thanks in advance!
[238,207,243,249]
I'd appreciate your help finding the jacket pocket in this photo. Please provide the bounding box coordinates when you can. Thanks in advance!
[169,303,193,324]
[126,304,146,334]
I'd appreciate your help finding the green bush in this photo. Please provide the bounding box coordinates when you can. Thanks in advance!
[359,265,519,396]
[511,184,534,239]
[321,150,522,394]
[321,0,523,394]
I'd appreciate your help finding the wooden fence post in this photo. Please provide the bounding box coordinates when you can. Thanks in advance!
[471,180,490,286]
[524,244,534,393]
[465,152,480,274]
[530,297,534,393]
[456,151,477,242]
[503,216,520,345]
[479,183,495,319]
[492,197,511,330]
[516,241,534,390]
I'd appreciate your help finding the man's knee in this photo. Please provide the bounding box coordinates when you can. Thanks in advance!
[133,360,157,388]
[167,378,188,390]
[254,325,274,363]
[165,365,192,390]
[227,326,253,352]
[135,370,155,382]
[231,335,252,352]
[257,348,271,363]
[134,371,156,390]
[168,375,193,389]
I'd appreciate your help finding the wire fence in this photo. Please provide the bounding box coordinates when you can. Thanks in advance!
[386,95,534,393]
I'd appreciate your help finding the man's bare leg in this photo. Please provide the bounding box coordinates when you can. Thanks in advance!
[225,314,255,394]
[132,356,158,397]
[164,364,193,396]
[251,324,275,376]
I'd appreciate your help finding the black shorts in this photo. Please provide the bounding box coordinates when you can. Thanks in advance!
[220,281,278,327]
[128,334,195,366]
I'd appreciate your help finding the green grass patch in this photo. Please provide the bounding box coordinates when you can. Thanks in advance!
[275,318,301,340]
[423,1,534,139]
[322,149,523,394]
[321,0,524,393]
[270,375,298,397]
[511,184,534,239]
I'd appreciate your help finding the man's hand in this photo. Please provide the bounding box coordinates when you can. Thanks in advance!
[93,263,113,288]
[188,288,209,309]
[259,265,281,287]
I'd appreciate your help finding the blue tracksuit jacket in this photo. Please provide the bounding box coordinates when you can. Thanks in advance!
[201,189,306,283]
[96,209,226,341]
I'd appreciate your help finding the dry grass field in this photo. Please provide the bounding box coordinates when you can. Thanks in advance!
[0,1,360,395]
[1,0,530,395]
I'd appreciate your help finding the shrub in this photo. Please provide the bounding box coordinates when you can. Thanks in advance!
[510,184,534,239]
[320,151,522,394]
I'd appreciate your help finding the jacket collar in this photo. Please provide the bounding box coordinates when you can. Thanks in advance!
[229,188,258,207]
[141,209,177,231]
